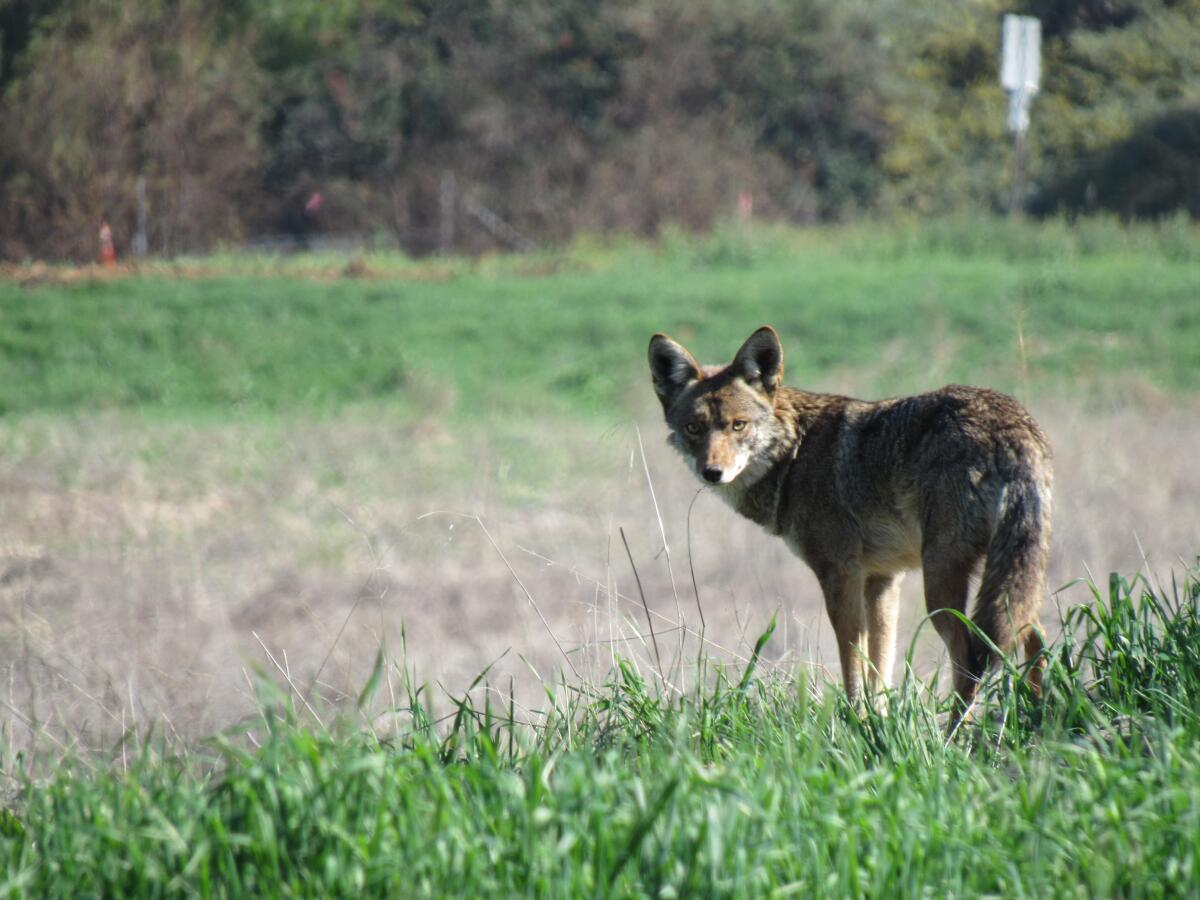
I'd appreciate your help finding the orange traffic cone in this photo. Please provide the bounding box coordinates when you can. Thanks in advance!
[99,220,116,267]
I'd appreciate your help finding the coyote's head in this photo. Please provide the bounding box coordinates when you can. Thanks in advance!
[648,326,784,486]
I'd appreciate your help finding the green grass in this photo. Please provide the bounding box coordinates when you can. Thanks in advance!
[1,218,1198,422]
[2,565,1199,896]
[3,218,1199,895]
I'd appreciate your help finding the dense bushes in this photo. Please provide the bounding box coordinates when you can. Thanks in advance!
[0,0,891,259]
[0,0,1196,260]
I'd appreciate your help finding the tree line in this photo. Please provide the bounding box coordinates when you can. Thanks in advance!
[1,0,1196,261]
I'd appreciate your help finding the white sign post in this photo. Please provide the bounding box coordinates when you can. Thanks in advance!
[1001,14,1041,214]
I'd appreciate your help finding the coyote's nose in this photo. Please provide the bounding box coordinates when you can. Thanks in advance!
[702,467,723,484]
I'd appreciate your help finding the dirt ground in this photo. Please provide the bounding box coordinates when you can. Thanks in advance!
[2,397,1198,753]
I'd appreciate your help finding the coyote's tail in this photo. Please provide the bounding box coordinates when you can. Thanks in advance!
[972,459,1053,684]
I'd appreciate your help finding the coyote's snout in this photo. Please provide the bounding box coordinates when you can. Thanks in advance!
[649,326,1053,726]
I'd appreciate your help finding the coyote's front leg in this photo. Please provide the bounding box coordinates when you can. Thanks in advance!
[820,567,870,706]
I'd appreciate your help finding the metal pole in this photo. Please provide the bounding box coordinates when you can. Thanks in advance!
[1009,125,1026,217]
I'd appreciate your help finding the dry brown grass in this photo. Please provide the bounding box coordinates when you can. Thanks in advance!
[1,396,1198,753]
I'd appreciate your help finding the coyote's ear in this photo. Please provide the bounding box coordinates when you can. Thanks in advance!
[732,326,783,395]
[648,333,701,412]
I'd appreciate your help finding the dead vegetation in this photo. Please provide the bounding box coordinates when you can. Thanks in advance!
[1,398,1198,752]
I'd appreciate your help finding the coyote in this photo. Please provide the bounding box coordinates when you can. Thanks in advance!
[649,326,1052,723]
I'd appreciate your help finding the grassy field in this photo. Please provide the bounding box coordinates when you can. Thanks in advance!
[1,218,1199,894]
[2,570,1199,896]
[2,217,1199,424]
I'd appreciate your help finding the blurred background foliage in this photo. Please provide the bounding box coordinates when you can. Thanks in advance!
[0,0,1196,260]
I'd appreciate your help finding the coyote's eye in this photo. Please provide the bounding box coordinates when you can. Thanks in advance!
[731,420,747,432]
[684,422,702,436]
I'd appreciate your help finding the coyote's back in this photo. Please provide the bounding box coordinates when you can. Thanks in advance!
[649,326,1052,725]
